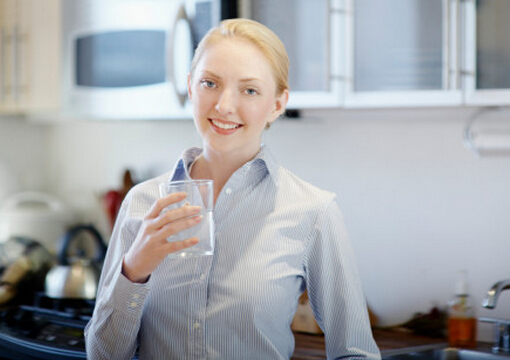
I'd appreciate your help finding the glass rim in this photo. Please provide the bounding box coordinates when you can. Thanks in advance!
[160,179,213,188]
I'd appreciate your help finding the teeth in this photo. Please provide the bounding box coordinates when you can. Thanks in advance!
[211,119,240,130]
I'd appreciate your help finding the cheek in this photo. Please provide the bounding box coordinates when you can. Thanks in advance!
[193,90,218,111]
[244,100,275,125]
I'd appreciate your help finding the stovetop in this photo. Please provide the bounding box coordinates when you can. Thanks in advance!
[0,293,93,360]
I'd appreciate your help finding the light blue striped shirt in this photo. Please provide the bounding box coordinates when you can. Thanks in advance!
[85,145,380,360]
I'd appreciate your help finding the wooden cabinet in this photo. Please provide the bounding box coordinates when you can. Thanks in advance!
[0,0,60,115]
[0,0,18,113]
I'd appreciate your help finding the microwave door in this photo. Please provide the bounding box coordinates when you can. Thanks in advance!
[168,5,194,107]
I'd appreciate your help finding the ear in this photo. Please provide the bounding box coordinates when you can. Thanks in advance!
[268,89,289,125]
[187,73,193,100]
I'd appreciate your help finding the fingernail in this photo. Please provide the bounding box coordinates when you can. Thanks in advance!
[194,215,203,222]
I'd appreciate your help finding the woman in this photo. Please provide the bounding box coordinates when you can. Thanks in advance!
[85,18,380,360]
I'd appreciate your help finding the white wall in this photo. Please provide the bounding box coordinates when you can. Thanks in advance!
[0,116,48,200]
[3,107,510,341]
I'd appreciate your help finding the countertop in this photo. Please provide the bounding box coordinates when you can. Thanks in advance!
[291,328,447,360]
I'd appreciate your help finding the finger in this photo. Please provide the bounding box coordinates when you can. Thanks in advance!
[164,237,200,254]
[158,214,203,241]
[146,204,201,236]
[160,204,202,225]
[145,192,187,220]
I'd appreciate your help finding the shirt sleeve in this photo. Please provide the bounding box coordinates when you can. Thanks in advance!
[304,196,381,360]
[84,192,150,360]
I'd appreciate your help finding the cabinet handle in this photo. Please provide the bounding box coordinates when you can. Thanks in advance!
[453,0,461,89]
[444,0,451,89]
[444,0,461,90]
[0,28,4,102]
[11,26,19,101]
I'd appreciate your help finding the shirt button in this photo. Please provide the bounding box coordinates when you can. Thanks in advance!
[193,322,200,329]
[225,188,232,195]
[200,273,205,280]
[133,293,140,299]
[130,302,137,308]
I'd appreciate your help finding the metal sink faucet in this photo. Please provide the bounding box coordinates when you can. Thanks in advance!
[483,280,510,309]
[481,279,510,353]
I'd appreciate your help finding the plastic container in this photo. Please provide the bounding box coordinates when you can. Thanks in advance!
[447,270,477,348]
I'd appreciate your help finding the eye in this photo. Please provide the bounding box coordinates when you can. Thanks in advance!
[245,88,259,96]
[200,79,217,89]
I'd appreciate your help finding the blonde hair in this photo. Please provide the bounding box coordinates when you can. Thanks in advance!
[190,18,289,96]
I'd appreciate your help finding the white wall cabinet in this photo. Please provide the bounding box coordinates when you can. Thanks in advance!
[238,0,344,109]
[0,0,60,115]
[462,0,510,105]
[242,0,510,110]
[343,0,463,108]
[343,0,510,108]
[2,0,510,116]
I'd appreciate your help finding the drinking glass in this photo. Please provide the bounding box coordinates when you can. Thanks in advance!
[158,180,214,257]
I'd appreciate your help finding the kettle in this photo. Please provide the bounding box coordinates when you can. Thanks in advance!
[45,225,107,299]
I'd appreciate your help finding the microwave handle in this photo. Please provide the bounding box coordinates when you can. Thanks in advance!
[168,5,193,108]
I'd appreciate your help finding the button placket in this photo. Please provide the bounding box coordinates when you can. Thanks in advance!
[187,257,212,359]
[129,293,141,308]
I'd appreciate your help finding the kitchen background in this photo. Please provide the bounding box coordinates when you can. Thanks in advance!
[1,0,510,347]
[2,106,510,342]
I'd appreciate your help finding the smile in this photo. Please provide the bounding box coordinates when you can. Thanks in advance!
[210,119,242,130]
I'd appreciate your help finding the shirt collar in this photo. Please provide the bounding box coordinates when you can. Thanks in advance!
[170,147,202,181]
[170,144,279,182]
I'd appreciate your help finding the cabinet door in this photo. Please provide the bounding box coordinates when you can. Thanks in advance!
[0,0,60,115]
[238,0,344,109]
[0,0,17,112]
[344,0,462,108]
[21,0,60,112]
[463,0,510,105]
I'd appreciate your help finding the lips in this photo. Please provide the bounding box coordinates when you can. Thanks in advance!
[210,118,242,132]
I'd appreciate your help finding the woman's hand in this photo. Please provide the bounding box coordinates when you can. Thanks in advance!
[122,192,202,283]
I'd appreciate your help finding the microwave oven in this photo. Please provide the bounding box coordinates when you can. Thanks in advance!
[61,0,230,120]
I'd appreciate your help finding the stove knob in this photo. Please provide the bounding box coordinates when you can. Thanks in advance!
[45,334,57,342]
[3,308,22,328]
[15,310,36,332]
[68,339,80,346]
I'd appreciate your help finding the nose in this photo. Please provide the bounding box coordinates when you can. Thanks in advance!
[215,88,236,115]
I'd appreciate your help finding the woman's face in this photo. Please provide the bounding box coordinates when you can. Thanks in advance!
[188,38,288,160]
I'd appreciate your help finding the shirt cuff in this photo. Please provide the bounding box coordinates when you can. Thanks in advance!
[110,261,150,316]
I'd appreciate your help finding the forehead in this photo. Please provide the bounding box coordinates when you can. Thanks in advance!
[195,38,274,78]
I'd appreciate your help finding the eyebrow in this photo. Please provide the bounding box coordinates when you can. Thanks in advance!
[200,70,262,83]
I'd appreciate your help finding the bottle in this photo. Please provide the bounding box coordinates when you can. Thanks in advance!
[447,270,477,348]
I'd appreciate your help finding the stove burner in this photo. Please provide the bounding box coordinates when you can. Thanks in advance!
[0,292,95,359]
[21,292,95,322]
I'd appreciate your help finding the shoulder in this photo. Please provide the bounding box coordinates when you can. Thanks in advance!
[260,146,336,207]
[274,166,337,207]
[123,172,173,216]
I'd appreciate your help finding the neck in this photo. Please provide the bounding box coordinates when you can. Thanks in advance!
[190,146,261,202]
